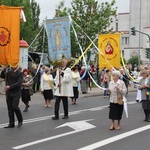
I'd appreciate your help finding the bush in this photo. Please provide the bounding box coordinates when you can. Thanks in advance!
[128,56,142,70]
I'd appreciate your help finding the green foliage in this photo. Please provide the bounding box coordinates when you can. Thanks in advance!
[57,0,117,60]
[21,0,41,45]
[128,56,142,70]
[35,29,48,53]
[51,57,76,68]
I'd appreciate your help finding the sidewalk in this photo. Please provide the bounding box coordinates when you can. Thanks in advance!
[79,86,137,98]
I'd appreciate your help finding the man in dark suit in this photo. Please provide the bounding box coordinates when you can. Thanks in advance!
[4,66,23,128]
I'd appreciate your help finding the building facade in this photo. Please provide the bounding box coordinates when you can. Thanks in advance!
[110,0,150,64]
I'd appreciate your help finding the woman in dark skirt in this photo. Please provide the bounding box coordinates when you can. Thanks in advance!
[139,70,150,122]
[40,67,54,107]
[71,66,80,104]
[107,70,127,130]
[21,69,33,112]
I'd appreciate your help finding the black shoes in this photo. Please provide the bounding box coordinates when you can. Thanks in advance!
[144,117,150,122]
[52,116,59,120]
[4,122,23,128]
[62,116,68,119]
[52,116,69,120]
[18,122,23,128]
[4,124,15,128]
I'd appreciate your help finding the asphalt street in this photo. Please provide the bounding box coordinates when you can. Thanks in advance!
[0,91,150,150]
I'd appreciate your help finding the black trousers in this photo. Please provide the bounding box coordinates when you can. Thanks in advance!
[6,95,23,125]
[54,96,68,117]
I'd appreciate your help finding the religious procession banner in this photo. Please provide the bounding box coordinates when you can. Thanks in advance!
[98,34,121,69]
[0,5,22,67]
[45,16,71,61]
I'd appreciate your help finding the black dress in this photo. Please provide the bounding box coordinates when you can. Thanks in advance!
[71,87,79,100]
[21,89,31,103]
[109,103,123,120]
[43,89,53,100]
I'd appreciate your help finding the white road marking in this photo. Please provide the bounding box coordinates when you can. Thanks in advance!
[0,105,108,129]
[77,124,150,150]
[12,120,96,150]
[0,102,136,129]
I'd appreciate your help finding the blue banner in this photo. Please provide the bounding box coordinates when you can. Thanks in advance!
[45,16,71,61]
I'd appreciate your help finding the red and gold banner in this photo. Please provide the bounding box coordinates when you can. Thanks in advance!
[0,5,21,67]
[98,34,121,69]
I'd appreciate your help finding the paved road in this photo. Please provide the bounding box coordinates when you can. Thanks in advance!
[0,90,150,150]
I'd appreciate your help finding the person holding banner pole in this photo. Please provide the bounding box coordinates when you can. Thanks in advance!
[52,59,73,120]
[4,67,23,128]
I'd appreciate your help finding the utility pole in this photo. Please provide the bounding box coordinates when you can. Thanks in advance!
[138,0,142,70]
[131,26,150,65]
[55,5,59,18]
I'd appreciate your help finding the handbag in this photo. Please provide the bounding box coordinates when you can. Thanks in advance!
[117,91,123,105]
[29,88,33,96]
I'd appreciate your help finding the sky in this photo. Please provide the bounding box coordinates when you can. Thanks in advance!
[35,0,130,22]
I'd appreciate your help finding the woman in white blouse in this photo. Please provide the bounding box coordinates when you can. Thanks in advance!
[40,67,54,107]
[71,66,80,104]
[107,70,127,130]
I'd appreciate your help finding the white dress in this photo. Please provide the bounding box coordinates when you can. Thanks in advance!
[54,67,73,97]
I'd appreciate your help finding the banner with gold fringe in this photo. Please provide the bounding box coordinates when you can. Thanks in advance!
[0,5,21,67]
[45,16,71,61]
[98,34,121,69]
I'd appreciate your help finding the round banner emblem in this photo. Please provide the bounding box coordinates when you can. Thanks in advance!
[0,27,11,46]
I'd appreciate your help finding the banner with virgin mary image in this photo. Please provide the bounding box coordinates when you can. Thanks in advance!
[98,34,121,69]
[45,16,71,61]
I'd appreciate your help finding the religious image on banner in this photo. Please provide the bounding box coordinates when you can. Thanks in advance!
[105,41,114,54]
[98,34,121,69]
[0,5,24,67]
[0,27,11,46]
[45,16,71,61]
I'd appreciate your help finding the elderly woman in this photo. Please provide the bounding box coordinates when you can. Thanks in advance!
[40,67,54,107]
[107,70,127,130]
[138,70,150,122]
[21,69,33,112]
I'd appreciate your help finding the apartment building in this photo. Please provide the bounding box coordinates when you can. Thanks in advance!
[110,0,150,64]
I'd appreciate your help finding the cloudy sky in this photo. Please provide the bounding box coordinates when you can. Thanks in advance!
[35,0,130,22]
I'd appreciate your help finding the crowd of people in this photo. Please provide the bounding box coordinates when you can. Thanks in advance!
[0,61,150,130]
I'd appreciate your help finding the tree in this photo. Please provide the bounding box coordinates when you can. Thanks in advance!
[128,56,142,71]
[20,0,41,46]
[57,0,117,59]
[35,28,48,53]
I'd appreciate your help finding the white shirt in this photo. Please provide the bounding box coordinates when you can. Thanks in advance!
[54,67,73,97]
[40,73,54,91]
[71,71,80,87]
[109,79,127,103]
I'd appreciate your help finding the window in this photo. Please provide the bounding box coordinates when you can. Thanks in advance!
[121,37,129,45]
